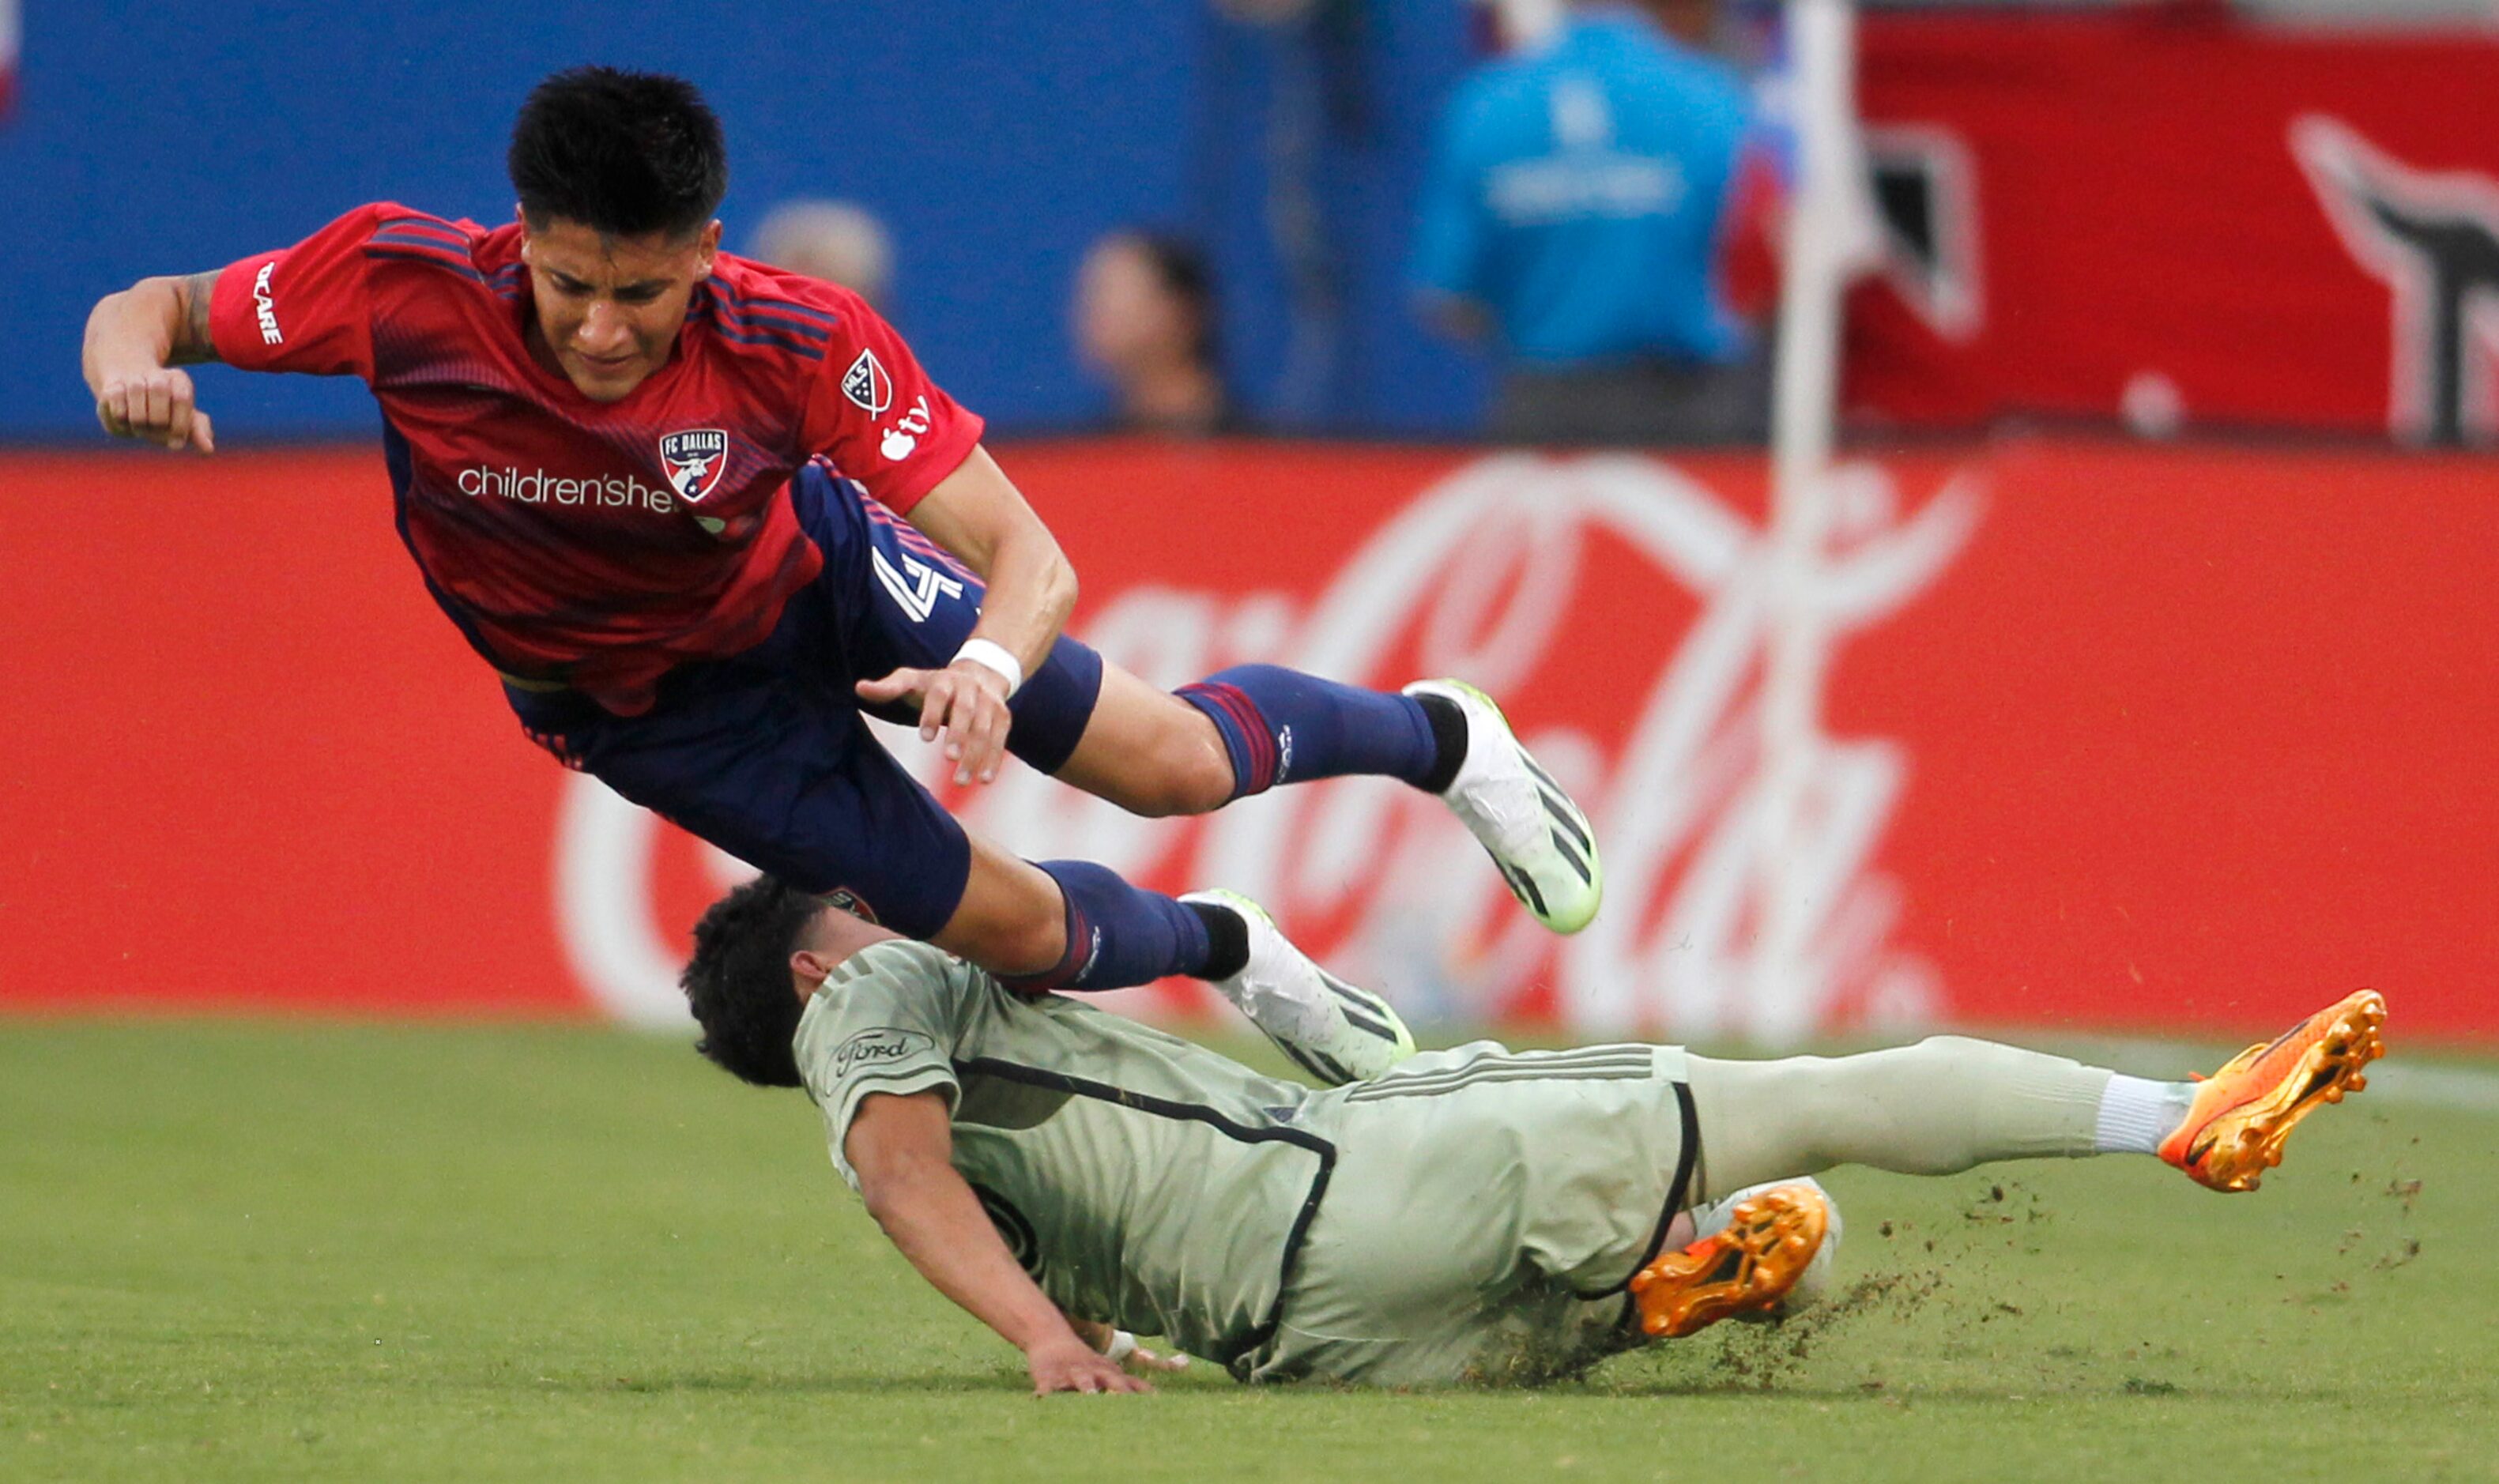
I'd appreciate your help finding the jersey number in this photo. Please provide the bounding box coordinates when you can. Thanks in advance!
[873,548,967,623]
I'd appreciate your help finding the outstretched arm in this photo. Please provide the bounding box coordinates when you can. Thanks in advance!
[845,1089,1148,1395]
[82,271,221,451]
[855,446,1079,788]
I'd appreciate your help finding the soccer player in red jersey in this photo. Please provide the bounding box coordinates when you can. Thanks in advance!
[78,67,1602,1079]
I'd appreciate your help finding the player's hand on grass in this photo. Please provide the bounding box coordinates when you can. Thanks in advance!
[1024,1332,1152,1395]
[856,661,1013,787]
[94,365,216,453]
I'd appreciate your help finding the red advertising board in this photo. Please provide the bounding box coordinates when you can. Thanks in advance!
[1851,10,2499,443]
[0,441,2490,1041]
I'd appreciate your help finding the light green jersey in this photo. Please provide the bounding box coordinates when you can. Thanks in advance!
[793,940,1332,1367]
[797,939,1703,1387]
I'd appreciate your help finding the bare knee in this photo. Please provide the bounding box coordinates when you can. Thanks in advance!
[1099,707,1234,818]
[1058,667,1242,817]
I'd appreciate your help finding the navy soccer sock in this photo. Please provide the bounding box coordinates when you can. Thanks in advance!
[1004,860,1247,992]
[1175,664,1461,801]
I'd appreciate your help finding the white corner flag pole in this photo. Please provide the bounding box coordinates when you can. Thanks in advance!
[1751,0,1868,1038]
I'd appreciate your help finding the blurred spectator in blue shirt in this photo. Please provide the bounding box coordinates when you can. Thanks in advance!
[1412,0,1773,445]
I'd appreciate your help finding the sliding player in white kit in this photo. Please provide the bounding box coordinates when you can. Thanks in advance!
[682,876,2388,1392]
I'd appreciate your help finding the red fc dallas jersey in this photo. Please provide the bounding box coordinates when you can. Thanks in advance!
[205,202,983,715]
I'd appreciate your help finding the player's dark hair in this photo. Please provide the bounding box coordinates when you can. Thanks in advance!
[680,875,820,1089]
[1127,231,1222,366]
[509,66,729,239]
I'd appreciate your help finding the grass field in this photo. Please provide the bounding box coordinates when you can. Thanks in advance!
[1,1019,2491,1483]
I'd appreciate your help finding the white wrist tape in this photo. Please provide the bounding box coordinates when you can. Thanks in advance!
[952,638,1024,698]
[1103,1329,1139,1364]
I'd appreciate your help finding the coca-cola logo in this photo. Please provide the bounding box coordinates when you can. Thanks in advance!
[556,452,1981,1041]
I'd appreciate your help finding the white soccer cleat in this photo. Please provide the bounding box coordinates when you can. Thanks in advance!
[1404,679,1602,934]
[1684,1177,1842,1319]
[1180,890,1415,1086]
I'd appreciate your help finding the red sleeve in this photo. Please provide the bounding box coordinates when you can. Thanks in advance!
[207,204,384,378]
[799,297,984,516]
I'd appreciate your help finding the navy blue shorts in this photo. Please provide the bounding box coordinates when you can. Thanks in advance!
[506,464,1107,939]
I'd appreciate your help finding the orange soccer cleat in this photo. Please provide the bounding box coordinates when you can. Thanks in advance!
[2160,989,2388,1193]
[1629,1184,1830,1339]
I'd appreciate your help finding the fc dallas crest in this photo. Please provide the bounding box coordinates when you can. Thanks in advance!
[658,429,730,504]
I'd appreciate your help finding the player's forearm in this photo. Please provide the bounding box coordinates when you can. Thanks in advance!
[83,281,181,393]
[82,273,217,393]
[862,1162,1079,1356]
[906,447,1079,676]
[966,526,1077,679]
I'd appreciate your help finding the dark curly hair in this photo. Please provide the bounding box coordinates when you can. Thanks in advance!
[680,875,823,1088]
[508,66,729,239]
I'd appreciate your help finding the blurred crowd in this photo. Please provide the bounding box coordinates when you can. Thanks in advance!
[736,0,2499,448]
[746,0,1780,447]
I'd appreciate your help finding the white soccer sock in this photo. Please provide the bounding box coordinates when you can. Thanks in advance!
[2094,1074,2198,1154]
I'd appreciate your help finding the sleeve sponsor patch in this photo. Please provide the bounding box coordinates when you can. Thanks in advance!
[830,1026,938,1081]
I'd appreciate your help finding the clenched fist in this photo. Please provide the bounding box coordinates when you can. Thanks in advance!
[96,366,216,453]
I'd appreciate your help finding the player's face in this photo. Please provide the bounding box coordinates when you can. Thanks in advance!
[1073,237,1186,375]
[518,213,722,402]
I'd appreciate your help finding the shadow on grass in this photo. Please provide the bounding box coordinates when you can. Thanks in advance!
[1550,1377,2395,1405]
[521,1365,2379,1408]
[533,1368,1040,1397]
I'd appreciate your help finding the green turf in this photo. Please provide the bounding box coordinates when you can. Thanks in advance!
[1,1021,2491,1483]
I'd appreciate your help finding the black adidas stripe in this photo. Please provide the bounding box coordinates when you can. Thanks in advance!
[1364,1055,1653,1091]
[1267,1030,1360,1088]
[1321,977,1401,1034]
[1269,1029,1329,1074]
[1374,1044,1653,1069]
[1549,827,1594,885]
[1521,752,1567,797]
[1331,999,1400,1044]
[1370,1047,1653,1079]
[1491,1044,1654,1063]
[1348,1046,1653,1098]
[1344,1060,1654,1102]
[1540,786,1592,854]
[1502,860,1549,917]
